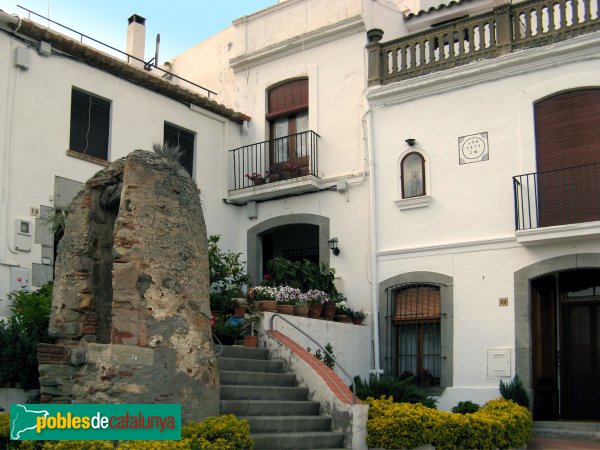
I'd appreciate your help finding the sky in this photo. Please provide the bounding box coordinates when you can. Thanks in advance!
[1,1,276,62]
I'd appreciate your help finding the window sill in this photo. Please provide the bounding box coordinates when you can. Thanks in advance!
[395,195,431,210]
[66,149,109,167]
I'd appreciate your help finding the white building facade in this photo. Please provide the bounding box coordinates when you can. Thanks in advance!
[0,12,247,318]
[170,0,600,417]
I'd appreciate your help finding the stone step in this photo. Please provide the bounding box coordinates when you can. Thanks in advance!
[251,431,344,449]
[220,399,320,416]
[241,415,332,433]
[221,385,309,401]
[533,421,600,441]
[220,345,269,360]
[220,370,297,387]
[219,357,283,373]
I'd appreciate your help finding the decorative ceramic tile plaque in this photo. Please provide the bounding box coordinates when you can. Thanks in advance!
[458,132,489,164]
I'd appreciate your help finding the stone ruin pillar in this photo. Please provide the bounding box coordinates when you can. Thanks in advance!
[38,150,217,420]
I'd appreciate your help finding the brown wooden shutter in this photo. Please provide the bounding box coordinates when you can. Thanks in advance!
[266,79,308,120]
[535,89,600,173]
[394,286,440,323]
[534,89,600,226]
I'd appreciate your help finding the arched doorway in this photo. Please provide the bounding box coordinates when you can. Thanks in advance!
[246,214,330,285]
[531,269,600,420]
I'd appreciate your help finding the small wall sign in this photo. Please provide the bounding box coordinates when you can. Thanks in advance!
[459,132,489,164]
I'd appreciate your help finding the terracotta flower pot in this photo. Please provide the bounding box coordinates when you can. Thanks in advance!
[244,336,257,347]
[335,314,352,323]
[294,305,309,317]
[255,300,277,312]
[322,304,336,320]
[276,304,294,315]
[352,316,364,325]
[308,304,323,318]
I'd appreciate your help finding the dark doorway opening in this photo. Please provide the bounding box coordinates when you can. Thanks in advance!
[531,269,600,420]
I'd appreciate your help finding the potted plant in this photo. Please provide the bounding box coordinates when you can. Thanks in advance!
[293,300,309,317]
[249,286,277,311]
[245,172,267,186]
[351,309,367,325]
[334,299,351,323]
[213,318,244,346]
[417,368,433,388]
[304,289,329,318]
[280,162,300,180]
[276,286,300,315]
[241,305,260,347]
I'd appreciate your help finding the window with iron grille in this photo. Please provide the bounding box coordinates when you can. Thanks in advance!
[164,122,195,176]
[69,88,111,160]
[393,284,441,387]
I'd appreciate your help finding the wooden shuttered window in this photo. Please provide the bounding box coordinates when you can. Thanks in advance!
[534,89,600,226]
[535,89,600,173]
[69,89,111,160]
[267,78,308,120]
[394,285,440,323]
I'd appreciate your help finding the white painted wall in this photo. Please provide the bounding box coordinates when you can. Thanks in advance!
[371,43,600,407]
[0,32,244,317]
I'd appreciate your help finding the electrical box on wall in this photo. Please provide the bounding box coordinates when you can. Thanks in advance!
[15,219,32,252]
[487,348,511,377]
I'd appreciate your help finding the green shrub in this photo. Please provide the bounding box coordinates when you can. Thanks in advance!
[499,374,530,408]
[0,412,9,449]
[451,400,480,414]
[366,397,532,450]
[118,441,188,449]
[366,396,442,449]
[0,282,52,389]
[42,441,114,450]
[182,414,253,450]
[353,375,437,408]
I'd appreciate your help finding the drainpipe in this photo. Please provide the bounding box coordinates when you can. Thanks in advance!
[0,11,21,30]
[364,107,383,375]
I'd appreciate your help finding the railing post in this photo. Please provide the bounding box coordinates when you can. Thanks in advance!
[494,4,514,54]
[366,29,384,87]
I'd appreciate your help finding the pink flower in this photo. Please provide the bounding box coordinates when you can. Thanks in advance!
[16,277,22,282]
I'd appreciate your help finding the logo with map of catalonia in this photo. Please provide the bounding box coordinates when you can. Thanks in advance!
[10,404,49,440]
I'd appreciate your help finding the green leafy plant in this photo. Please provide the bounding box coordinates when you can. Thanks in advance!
[182,414,253,450]
[208,235,250,295]
[308,343,336,370]
[499,375,530,408]
[266,257,337,296]
[451,400,481,414]
[0,283,52,389]
[352,374,437,408]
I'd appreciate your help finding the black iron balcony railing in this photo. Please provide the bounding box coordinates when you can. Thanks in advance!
[513,162,600,230]
[229,130,320,191]
[367,0,600,86]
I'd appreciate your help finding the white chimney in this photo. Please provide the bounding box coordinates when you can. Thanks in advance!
[126,14,146,68]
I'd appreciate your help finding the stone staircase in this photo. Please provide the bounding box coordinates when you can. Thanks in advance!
[533,421,600,442]
[219,345,346,449]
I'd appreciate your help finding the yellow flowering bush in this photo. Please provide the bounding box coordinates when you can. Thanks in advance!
[366,396,444,449]
[42,441,114,450]
[367,397,532,450]
[118,440,189,449]
[182,414,253,450]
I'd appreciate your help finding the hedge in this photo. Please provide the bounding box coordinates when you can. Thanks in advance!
[0,413,252,450]
[366,397,532,450]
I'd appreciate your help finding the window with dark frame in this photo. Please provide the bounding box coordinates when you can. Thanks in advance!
[401,152,426,198]
[69,89,111,160]
[267,78,309,167]
[164,122,195,176]
[394,284,441,388]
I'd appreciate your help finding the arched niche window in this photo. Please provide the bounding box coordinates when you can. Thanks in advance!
[401,152,426,198]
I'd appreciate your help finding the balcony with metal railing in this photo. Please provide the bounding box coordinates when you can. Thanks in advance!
[367,0,600,86]
[513,163,600,243]
[227,130,321,204]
